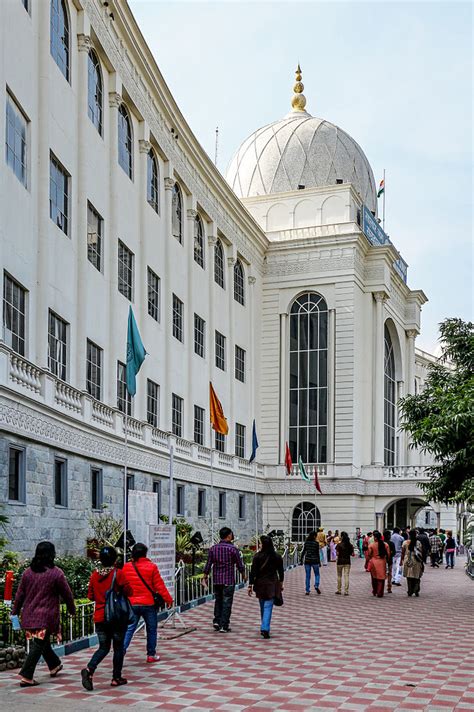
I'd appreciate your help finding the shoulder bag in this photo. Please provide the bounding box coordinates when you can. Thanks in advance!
[104,571,134,626]
[133,563,166,610]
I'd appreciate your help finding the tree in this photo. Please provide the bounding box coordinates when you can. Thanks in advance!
[399,318,474,503]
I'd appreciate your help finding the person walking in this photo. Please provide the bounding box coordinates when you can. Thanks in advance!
[248,535,284,639]
[383,530,395,593]
[417,528,431,564]
[390,527,404,586]
[363,532,373,571]
[429,530,442,568]
[122,543,172,662]
[300,531,321,595]
[367,531,390,598]
[401,529,424,596]
[202,527,245,632]
[12,542,75,687]
[81,547,132,690]
[444,531,456,569]
[316,528,328,566]
[335,531,354,595]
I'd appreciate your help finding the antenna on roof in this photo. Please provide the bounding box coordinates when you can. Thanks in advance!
[214,126,219,167]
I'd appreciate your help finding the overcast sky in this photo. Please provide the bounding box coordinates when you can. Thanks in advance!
[129,0,472,353]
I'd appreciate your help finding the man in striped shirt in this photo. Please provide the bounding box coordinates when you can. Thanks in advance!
[203,527,245,632]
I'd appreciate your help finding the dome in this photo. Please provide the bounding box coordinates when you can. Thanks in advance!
[226,68,377,213]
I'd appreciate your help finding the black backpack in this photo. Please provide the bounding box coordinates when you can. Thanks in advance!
[104,571,133,626]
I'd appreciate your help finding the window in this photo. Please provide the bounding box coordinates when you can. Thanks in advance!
[194,215,204,268]
[176,484,185,516]
[289,293,328,464]
[87,50,103,135]
[3,273,26,356]
[292,502,321,542]
[127,473,135,490]
[218,491,226,519]
[50,153,69,235]
[147,379,159,427]
[50,0,69,81]
[5,93,27,187]
[215,431,225,452]
[87,202,103,271]
[48,310,68,381]
[194,314,205,358]
[118,104,132,178]
[146,267,160,322]
[172,183,182,243]
[235,345,245,383]
[86,339,102,400]
[194,405,205,445]
[384,326,396,467]
[234,260,245,305]
[8,446,25,503]
[117,361,132,415]
[238,494,246,520]
[153,480,161,520]
[54,458,67,507]
[172,393,183,437]
[147,150,159,213]
[91,467,103,510]
[198,488,206,517]
[214,239,225,288]
[215,330,226,370]
[172,294,183,342]
[235,423,246,459]
[118,240,134,301]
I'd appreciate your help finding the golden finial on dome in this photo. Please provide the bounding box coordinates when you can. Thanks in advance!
[291,63,307,112]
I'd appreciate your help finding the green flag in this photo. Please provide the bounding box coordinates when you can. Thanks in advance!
[126,306,146,397]
[298,455,310,482]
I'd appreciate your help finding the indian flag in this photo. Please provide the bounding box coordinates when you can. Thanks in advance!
[377,178,385,198]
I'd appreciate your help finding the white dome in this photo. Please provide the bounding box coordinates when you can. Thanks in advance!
[226,110,377,213]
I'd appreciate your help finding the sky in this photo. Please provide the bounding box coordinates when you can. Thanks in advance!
[128,0,473,353]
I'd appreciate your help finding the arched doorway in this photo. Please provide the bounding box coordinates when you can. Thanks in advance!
[292,502,321,542]
[385,497,428,530]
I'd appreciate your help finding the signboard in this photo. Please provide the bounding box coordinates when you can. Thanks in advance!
[148,524,176,595]
[362,205,389,246]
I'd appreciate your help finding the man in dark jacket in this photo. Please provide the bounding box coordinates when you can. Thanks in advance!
[417,528,431,563]
[300,531,321,595]
[203,527,245,632]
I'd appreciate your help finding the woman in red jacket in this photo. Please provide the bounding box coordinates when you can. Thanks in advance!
[81,547,132,690]
[122,543,172,663]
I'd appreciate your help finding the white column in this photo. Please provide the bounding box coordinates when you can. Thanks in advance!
[406,329,418,466]
[75,32,92,389]
[373,291,387,466]
[186,205,197,439]
[137,136,151,421]
[328,308,336,463]
[207,234,217,448]
[279,312,288,463]
[227,255,236,454]
[162,175,175,432]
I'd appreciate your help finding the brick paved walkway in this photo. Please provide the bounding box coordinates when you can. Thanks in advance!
[0,558,473,711]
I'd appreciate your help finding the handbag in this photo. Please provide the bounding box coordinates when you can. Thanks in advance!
[273,581,284,607]
[104,571,134,625]
[133,563,166,610]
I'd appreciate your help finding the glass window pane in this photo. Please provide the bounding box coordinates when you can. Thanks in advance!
[319,311,328,349]
[299,352,308,388]
[290,352,298,389]
[299,314,308,350]
[309,313,319,350]
[318,350,327,387]
[298,390,307,426]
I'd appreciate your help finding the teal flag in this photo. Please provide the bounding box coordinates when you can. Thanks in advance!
[126,306,146,396]
[298,455,310,482]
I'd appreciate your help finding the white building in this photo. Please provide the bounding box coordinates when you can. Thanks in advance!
[0,0,455,555]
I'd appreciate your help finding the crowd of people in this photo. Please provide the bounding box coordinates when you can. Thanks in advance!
[10,524,459,689]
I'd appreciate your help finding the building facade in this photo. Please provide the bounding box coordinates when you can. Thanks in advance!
[0,0,455,555]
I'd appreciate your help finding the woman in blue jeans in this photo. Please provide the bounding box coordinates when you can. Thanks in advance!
[248,536,284,639]
[300,531,321,595]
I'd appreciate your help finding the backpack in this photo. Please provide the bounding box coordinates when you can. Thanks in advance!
[104,571,133,626]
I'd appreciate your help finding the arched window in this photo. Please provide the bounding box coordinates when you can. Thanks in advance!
[384,325,396,466]
[50,0,70,81]
[214,239,225,288]
[194,215,204,268]
[289,293,328,464]
[87,50,103,135]
[118,104,132,178]
[172,183,182,243]
[292,502,321,542]
[147,150,159,213]
[233,259,245,305]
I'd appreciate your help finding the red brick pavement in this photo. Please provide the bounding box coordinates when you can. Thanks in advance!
[0,558,473,711]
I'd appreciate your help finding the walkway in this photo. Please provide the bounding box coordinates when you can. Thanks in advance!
[0,559,473,711]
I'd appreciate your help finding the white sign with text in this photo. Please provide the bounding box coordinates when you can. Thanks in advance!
[148,524,176,596]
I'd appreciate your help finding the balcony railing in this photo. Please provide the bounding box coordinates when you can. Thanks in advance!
[383,466,430,479]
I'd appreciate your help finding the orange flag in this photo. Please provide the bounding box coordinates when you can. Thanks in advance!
[209,382,229,435]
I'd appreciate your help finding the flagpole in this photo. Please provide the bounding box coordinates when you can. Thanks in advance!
[210,422,214,542]
[123,409,129,550]
[168,442,174,522]
[254,461,258,548]
[382,168,386,232]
